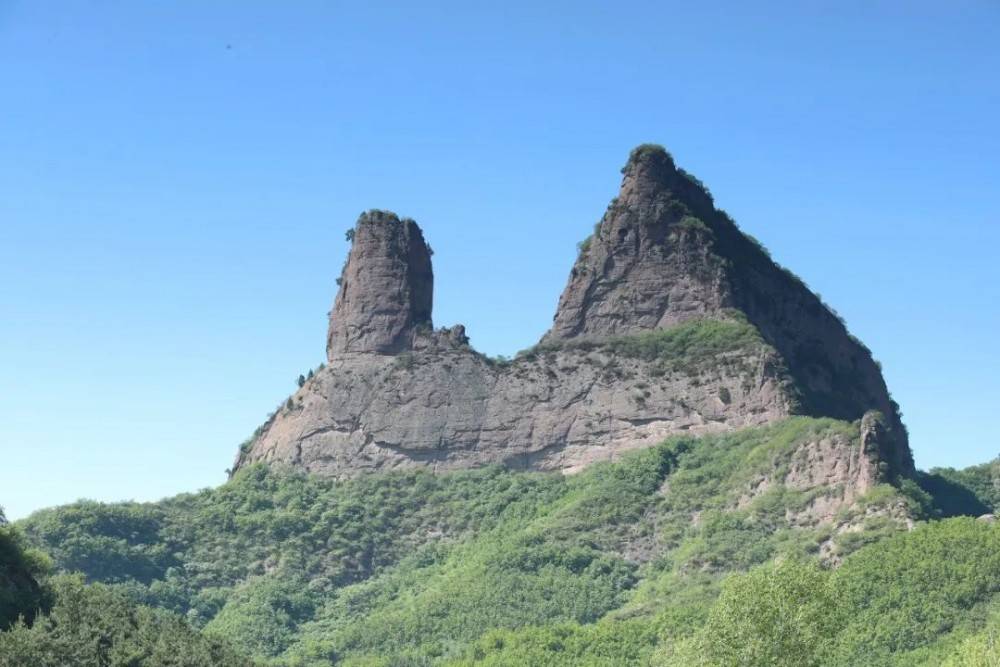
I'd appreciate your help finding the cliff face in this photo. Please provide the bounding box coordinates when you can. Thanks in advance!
[544,146,730,340]
[236,323,793,476]
[326,210,433,357]
[234,145,913,483]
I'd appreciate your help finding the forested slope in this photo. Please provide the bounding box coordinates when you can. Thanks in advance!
[8,418,999,665]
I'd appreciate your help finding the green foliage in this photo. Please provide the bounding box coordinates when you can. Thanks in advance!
[204,575,316,658]
[625,143,671,169]
[922,458,1000,516]
[451,620,657,666]
[651,518,1000,666]
[897,477,936,517]
[14,502,170,585]
[0,523,48,630]
[0,575,252,666]
[743,232,771,258]
[830,517,1000,665]
[523,315,771,375]
[602,316,764,366]
[18,418,978,665]
[667,560,844,667]
[943,617,1000,666]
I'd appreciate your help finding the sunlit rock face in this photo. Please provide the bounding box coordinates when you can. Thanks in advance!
[234,146,913,482]
[326,210,433,357]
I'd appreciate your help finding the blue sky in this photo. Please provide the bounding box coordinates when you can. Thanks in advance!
[1,2,998,520]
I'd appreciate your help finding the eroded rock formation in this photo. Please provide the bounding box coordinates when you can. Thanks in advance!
[326,210,433,356]
[233,145,913,483]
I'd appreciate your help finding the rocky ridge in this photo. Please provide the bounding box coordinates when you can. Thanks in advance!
[233,145,913,503]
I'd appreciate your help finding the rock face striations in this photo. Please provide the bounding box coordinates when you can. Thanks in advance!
[326,210,433,356]
[233,145,913,487]
[545,145,729,340]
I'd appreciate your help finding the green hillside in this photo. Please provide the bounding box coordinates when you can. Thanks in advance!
[5,418,999,665]
[0,512,47,631]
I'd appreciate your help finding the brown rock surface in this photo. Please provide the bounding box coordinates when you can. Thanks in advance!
[234,146,913,480]
[237,325,793,476]
[326,210,433,357]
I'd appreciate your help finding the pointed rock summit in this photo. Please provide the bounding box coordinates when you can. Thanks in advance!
[543,145,912,475]
[545,144,730,341]
[234,145,914,490]
[327,210,433,357]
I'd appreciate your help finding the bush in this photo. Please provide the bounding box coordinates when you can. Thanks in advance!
[679,560,844,667]
[0,575,252,666]
[0,524,48,629]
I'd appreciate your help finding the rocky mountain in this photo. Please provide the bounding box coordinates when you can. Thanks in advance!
[233,145,913,500]
[16,147,999,667]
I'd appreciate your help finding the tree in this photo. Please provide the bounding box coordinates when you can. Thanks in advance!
[297,374,306,388]
[0,575,253,666]
[0,521,48,630]
[689,560,844,667]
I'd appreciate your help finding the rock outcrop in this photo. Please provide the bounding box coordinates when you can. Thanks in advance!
[233,145,913,482]
[544,145,911,474]
[326,210,433,357]
[736,412,889,526]
[544,145,730,340]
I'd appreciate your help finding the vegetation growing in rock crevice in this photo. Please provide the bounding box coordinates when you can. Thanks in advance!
[518,315,772,375]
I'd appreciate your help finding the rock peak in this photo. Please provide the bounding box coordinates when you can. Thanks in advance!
[236,146,913,482]
[622,143,675,174]
[543,146,726,343]
[618,144,712,213]
[326,210,433,357]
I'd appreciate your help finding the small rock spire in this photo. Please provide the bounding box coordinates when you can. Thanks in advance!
[326,210,433,358]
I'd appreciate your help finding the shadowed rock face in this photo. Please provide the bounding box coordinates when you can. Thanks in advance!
[326,210,433,357]
[234,145,913,483]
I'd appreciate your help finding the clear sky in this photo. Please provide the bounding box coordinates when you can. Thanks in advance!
[2,2,998,520]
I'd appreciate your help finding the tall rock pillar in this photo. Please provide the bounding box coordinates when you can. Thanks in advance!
[326,210,433,358]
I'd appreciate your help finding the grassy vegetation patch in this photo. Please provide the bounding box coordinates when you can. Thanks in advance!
[520,316,772,377]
